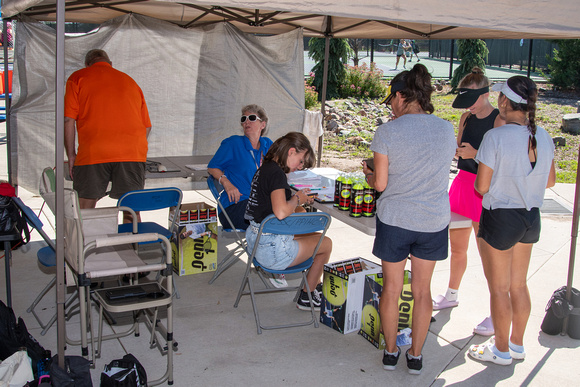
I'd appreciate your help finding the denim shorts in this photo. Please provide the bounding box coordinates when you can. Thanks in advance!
[245,221,299,270]
[372,219,449,263]
[478,207,541,251]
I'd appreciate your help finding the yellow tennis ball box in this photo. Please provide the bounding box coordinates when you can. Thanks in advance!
[359,270,414,349]
[169,202,218,276]
[319,257,382,334]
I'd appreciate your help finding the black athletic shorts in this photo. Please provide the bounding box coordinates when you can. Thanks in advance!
[477,207,541,251]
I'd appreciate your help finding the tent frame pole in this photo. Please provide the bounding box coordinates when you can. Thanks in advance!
[55,0,66,367]
[562,145,580,335]
[317,16,331,167]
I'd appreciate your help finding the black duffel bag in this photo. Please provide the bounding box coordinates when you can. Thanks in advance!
[541,286,580,339]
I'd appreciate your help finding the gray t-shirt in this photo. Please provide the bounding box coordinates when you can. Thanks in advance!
[476,124,554,210]
[370,114,456,232]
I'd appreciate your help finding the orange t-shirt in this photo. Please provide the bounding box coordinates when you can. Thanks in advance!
[64,62,151,166]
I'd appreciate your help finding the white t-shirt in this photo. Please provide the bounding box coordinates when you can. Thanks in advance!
[476,124,554,210]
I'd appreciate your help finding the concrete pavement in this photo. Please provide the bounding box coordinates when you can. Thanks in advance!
[0,179,578,385]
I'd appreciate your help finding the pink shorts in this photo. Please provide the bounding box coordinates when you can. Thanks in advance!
[449,170,483,223]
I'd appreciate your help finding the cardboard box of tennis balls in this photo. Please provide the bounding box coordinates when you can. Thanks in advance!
[359,271,413,349]
[170,202,218,276]
[319,257,382,334]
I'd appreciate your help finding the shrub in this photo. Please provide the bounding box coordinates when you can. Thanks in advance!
[450,39,489,90]
[305,80,319,110]
[339,62,387,99]
[548,39,580,89]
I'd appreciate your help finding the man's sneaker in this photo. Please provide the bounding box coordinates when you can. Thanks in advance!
[296,289,322,311]
[268,273,288,288]
[382,347,401,371]
[406,350,423,375]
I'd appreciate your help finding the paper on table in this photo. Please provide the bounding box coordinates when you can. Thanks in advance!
[287,169,321,184]
[185,164,208,171]
[313,187,334,203]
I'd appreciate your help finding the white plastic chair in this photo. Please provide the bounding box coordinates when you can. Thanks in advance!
[62,188,174,385]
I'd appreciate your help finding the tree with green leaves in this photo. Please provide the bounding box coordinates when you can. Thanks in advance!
[308,38,351,100]
[450,39,489,90]
[548,39,580,89]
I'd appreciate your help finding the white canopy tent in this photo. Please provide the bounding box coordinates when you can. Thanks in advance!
[3,0,580,39]
[2,0,580,369]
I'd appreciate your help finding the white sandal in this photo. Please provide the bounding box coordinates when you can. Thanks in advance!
[468,342,512,366]
[474,316,495,336]
[432,294,459,310]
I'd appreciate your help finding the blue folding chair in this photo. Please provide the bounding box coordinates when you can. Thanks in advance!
[117,187,183,298]
[233,212,331,334]
[117,187,183,243]
[206,175,248,284]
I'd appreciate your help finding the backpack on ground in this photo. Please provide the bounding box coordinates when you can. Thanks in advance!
[100,354,147,387]
[0,300,47,378]
[0,182,31,250]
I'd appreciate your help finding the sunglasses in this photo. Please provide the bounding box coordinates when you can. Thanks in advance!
[241,114,263,123]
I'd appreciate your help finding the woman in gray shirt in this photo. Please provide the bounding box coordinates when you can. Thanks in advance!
[363,64,455,375]
[469,76,555,365]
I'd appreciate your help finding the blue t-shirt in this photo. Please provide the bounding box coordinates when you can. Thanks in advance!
[208,135,273,209]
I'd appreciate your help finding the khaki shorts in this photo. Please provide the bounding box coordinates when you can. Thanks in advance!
[73,162,145,200]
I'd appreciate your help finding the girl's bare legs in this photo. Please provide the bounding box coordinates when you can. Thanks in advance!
[380,259,406,354]
[448,222,480,291]
[292,234,332,291]
[479,239,532,352]
[408,255,437,357]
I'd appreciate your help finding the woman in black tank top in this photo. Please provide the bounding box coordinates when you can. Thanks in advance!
[432,68,505,338]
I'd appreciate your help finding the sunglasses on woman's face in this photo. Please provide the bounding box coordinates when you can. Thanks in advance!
[241,114,262,123]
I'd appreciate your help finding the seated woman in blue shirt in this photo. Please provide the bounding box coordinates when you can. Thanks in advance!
[208,104,273,231]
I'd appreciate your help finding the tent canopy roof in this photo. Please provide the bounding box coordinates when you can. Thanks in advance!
[2,0,580,39]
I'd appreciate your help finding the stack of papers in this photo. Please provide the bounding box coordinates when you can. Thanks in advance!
[287,170,322,185]
[287,170,334,203]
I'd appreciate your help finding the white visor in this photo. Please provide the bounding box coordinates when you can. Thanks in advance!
[492,82,527,104]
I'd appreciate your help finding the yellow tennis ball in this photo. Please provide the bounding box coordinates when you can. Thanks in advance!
[323,273,348,306]
[207,222,218,235]
[361,304,381,340]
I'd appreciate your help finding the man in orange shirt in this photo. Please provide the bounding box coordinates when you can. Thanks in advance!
[64,49,151,217]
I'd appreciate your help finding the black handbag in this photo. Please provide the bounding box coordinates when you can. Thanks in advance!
[0,188,31,249]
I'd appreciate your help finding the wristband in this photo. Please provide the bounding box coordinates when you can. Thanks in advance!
[219,174,226,185]
[295,194,301,206]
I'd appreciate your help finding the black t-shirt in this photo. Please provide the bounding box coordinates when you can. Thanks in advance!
[457,109,500,174]
[245,160,292,224]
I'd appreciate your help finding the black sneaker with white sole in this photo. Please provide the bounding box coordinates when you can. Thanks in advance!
[296,289,321,311]
[383,347,401,371]
[406,350,423,375]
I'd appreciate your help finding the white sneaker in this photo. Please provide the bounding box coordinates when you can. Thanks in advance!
[268,274,288,288]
